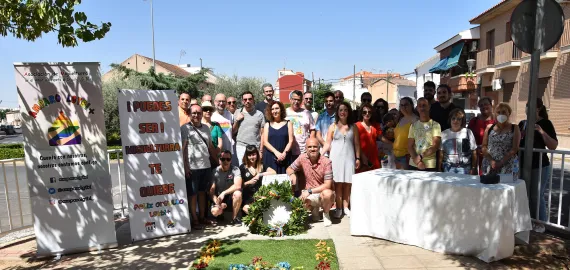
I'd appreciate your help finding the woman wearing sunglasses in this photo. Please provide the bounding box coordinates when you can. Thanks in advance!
[241,145,276,215]
[355,103,380,172]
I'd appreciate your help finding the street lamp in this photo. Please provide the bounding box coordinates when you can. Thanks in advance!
[466,59,476,73]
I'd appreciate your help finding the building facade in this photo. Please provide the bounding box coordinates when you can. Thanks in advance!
[368,78,416,109]
[471,0,570,141]
[415,54,442,100]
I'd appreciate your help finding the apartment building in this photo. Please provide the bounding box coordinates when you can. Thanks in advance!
[471,0,570,140]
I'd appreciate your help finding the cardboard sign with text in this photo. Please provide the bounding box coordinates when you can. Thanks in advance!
[117,89,190,241]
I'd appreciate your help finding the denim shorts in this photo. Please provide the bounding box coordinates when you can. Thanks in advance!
[187,168,211,196]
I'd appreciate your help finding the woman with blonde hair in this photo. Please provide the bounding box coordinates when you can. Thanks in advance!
[482,103,521,174]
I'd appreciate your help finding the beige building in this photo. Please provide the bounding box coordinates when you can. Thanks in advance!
[368,78,416,109]
[471,0,570,143]
[102,54,217,85]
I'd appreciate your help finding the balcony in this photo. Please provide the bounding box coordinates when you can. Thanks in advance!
[560,19,570,53]
[447,75,477,92]
[494,41,522,69]
[475,49,495,74]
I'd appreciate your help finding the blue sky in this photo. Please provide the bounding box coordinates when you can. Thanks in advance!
[0,0,499,108]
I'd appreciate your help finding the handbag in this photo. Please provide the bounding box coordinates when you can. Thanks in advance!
[480,172,500,184]
[189,123,219,167]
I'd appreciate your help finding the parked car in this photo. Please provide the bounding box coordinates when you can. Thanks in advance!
[0,125,16,135]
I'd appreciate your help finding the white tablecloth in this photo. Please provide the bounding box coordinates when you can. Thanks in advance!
[350,169,532,262]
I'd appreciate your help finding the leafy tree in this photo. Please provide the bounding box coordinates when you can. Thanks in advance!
[102,65,209,144]
[0,0,112,47]
[311,83,333,113]
[109,64,209,98]
[203,75,266,106]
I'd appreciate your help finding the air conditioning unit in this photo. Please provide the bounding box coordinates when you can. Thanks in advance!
[470,41,479,52]
[492,79,503,91]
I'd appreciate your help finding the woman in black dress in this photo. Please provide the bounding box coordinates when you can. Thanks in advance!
[240,145,276,214]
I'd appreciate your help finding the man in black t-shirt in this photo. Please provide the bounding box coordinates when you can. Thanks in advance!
[255,83,274,116]
[210,150,243,225]
[430,84,457,131]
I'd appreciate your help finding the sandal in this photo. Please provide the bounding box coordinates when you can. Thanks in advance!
[192,220,204,230]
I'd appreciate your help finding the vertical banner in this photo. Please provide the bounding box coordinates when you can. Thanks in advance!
[14,62,117,256]
[117,89,190,241]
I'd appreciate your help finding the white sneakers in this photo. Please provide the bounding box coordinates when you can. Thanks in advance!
[344,208,351,218]
[323,212,332,227]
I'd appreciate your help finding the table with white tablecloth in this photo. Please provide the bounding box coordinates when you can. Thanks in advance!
[350,169,532,262]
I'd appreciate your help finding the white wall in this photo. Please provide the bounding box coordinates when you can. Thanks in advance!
[415,55,441,99]
[397,85,417,106]
[332,77,368,103]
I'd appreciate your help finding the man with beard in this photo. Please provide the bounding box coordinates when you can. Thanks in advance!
[303,92,318,122]
[212,93,237,164]
[287,138,335,227]
[233,91,265,164]
[227,96,238,114]
[423,81,437,106]
[178,92,191,127]
[255,83,274,117]
[430,84,457,131]
[316,92,336,147]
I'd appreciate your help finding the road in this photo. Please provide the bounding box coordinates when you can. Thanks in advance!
[0,134,23,144]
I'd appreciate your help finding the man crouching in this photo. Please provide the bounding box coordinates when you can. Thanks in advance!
[210,150,243,226]
[286,138,335,226]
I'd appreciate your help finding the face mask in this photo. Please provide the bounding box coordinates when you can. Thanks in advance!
[497,114,508,123]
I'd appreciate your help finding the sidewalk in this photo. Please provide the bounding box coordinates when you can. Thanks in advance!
[0,216,569,269]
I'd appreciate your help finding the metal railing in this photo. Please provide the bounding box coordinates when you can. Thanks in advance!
[0,149,126,235]
[522,148,570,231]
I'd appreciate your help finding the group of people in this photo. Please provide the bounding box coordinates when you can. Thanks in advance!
[178,81,558,233]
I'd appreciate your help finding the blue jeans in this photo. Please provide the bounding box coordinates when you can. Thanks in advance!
[527,166,551,222]
[443,164,470,174]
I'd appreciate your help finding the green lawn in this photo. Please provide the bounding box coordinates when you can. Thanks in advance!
[205,239,339,270]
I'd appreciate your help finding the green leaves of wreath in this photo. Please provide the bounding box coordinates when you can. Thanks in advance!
[242,181,308,237]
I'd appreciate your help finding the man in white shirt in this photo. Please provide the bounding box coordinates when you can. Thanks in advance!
[286,90,316,160]
[212,93,237,165]
[303,92,319,123]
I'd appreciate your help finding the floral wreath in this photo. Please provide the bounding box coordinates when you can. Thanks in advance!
[242,180,308,237]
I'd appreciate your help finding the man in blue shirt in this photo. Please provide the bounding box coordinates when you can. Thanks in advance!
[316,91,336,147]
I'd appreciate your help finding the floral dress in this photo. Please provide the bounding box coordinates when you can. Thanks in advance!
[482,124,517,174]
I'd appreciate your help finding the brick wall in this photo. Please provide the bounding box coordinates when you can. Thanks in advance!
[547,53,570,135]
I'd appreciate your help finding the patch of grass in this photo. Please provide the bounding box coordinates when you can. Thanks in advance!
[206,239,338,270]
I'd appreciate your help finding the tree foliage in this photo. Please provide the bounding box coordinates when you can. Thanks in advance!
[0,0,112,47]
[311,83,333,113]
[203,75,266,106]
[102,65,209,145]
[109,64,209,98]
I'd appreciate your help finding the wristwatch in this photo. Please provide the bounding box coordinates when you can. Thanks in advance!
[307,188,313,194]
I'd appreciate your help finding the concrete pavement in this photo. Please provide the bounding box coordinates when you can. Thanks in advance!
[0,215,569,269]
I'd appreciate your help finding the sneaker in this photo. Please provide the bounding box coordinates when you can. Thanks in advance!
[230,217,242,226]
[323,212,332,227]
[311,207,320,222]
[344,208,351,218]
[333,209,343,219]
[533,223,546,233]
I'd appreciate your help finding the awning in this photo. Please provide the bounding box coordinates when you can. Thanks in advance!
[428,58,448,73]
[445,43,464,70]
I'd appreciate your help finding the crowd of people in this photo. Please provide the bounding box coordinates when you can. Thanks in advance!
[178,81,558,232]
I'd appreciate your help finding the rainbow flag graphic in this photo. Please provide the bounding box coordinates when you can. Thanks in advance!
[48,111,81,146]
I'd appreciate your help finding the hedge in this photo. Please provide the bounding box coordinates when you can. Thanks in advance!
[0,144,124,160]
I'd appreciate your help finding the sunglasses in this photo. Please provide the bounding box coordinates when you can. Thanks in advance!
[243,98,253,101]
[362,111,372,115]
[304,98,313,100]
[227,101,236,104]
[220,158,231,162]
[203,108,213,112]
[362,99,372,103]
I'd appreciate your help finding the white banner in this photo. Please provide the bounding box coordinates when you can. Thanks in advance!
[14,62,117,256]
[117,89,190,241]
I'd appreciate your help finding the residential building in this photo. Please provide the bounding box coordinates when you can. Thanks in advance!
[429,27,480,109]
[414,54,441,100]
[368,78,416,109]
[102,54,218,85]
[471,0,570,144]
[277,71,311,104]
[332,71,400,105]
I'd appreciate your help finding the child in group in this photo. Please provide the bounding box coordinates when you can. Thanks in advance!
[380,113,397,168]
